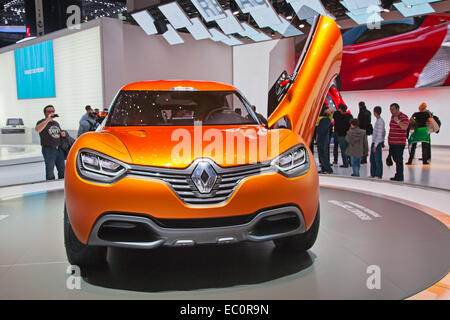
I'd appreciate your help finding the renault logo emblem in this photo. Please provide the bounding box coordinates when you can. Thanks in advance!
[192,161,217,194]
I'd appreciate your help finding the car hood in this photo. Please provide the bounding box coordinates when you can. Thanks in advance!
[102,125,298,168]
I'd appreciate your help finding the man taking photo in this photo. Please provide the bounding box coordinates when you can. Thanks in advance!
[35,105,66,180]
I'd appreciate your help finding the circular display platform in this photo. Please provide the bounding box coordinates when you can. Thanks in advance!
[0,187,448,299]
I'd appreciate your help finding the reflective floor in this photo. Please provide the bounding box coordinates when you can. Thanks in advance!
[313,145,450,190]
[0,187,448,299]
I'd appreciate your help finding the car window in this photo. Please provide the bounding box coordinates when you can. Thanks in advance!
[325,94,337,112]
[106,90,259,126]
[352,17,424,44]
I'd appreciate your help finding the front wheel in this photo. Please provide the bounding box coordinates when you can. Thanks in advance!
[64,205,107,267]
[273,204,320,252]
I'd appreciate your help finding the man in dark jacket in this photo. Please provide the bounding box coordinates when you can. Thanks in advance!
[77,111,98,137]
[316,105,333,174]
[357,101,372,164]
[333,104,353,168]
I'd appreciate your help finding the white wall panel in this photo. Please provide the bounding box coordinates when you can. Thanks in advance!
[233,38,295,117]
[0,26,103,132]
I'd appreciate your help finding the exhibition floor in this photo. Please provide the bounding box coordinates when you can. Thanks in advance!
[0,177,448,299]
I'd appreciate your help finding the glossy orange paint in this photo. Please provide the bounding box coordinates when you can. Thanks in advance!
[268,16,343,146]
[121,80,237,92]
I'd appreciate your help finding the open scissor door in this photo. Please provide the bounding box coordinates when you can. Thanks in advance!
[267,15,343,146]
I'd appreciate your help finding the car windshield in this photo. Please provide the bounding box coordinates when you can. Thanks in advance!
[106,90,259,126]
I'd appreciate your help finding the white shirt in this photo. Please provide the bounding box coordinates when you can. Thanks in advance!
[372,117,385,146]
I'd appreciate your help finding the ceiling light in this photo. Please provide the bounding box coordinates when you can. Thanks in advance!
[270,16,303,37]
[248,1,282,28]
[190,0,226,22]
[288,0,334,19]
[394,2,434,17]
[186,17,212,40]
[221,35,243,46]
[346,11,383,25]
[209,28,228,42]
[248,32,271,42]
[215,9,244,34]
[158,2,193,29]
[233,10,239,15]
[299,24,305,28]
[234,0,268,13]
[286,15,293,20]
[162,24,184,45]
[131,10,158,35]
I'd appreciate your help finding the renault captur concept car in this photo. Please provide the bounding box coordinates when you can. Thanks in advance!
[64,16,342,266]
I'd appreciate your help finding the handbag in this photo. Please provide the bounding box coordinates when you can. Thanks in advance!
[428,117,440,134]
[386,153,393,167]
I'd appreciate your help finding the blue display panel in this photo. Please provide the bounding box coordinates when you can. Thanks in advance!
[14,40,56,99]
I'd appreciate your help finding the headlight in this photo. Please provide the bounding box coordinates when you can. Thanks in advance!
[271,144,310,177]
[77,149,128,183]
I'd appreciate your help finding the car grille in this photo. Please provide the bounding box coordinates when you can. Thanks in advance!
[128,161,271,205]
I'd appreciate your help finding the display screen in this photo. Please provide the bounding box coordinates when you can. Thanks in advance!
[7,118,23,126]
[14,40,56,99]
[340,14,450,91]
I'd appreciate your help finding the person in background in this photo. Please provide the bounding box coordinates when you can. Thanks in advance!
[251,105,268,127]
[78,110,99,137]
[333,103,353,168]
[35,105,66,180]
[235,108,242,116]
[357,101,372,164]
[388,103,409,181]
[370,106,385,179]
[316,105,333,174]
[406,102,431,165]
[345,119,368,177]
[80,105,93,124]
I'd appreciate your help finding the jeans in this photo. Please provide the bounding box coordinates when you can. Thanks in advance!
[310,128,317,155]
[336,135,349,167]
[389,144,405,180]
[408,142,430,163]
[317,140,331,172]
[333,132,338,162]
[350,156,361,176]
[42,146,65,180]
[370,143,383,178]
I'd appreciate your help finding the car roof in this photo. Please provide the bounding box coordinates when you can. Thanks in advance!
[121,80,237,92]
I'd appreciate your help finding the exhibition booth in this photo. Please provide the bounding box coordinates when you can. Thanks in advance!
[0,0,448,301]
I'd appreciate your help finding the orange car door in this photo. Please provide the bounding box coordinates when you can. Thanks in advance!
[267,15,343,146]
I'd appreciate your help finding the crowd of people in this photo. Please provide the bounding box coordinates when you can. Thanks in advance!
[314,101,440,182]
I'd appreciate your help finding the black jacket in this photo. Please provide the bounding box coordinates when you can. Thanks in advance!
[60,131,76,159]
[333,112,353,136]
[358,107,372,132]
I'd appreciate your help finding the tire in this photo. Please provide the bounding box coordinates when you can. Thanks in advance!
[273,205,320,252]
[64,205,107,267]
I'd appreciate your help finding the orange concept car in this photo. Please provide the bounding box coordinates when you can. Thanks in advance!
[64,16,343,266]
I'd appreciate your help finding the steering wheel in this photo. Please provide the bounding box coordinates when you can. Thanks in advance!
[204,107,228,121]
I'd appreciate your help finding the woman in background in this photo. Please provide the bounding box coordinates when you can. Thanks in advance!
[406,103,431,165]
